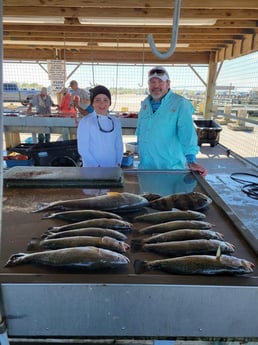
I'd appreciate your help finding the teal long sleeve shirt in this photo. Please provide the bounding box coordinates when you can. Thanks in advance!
[136,90,199,170]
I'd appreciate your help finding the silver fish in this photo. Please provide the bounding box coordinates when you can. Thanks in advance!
[143,229,224,244]
[5,246,130,269]
[33,192,148,213]
[134,255,254,275]
[27,236,130,253]
[48,218,133,233]
[42,210,123,222]
[149,192,212,211]
[134,210,206,223]
[138,220,214,235]
[43,227,127,241]
[131,239,235,256]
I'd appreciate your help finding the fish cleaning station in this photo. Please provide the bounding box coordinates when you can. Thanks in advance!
[1,1,258,345]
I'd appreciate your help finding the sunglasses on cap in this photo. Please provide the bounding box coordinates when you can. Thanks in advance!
[148,68,167,76]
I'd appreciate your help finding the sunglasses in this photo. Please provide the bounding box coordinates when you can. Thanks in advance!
[97,115,114,133]
[148,68,167,76]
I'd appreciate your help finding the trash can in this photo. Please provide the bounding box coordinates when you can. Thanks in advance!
[9,140,81,167]
[194,120,222,147]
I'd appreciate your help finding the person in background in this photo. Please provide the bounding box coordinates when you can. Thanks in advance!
[136,66,207,177]
[58,87,76,117]
[69,80,93,117]
[27,87,58,143]
[77,85,123,167]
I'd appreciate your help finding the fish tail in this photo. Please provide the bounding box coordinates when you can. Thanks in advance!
[5,253,26,267]
[133,260,147,274]
[48,226,58,231]
[41,232,51,239]
[42,212,53,219]
[27,238,41,251]
[130,239,143,252]
[31,202,49,213]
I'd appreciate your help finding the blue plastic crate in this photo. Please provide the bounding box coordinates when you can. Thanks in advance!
[121,154,134,167]
[5,158,34,168]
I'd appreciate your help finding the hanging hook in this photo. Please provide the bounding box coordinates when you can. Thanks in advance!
[147,0,181,60]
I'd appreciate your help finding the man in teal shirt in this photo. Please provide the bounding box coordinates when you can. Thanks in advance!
[136,66,207,177]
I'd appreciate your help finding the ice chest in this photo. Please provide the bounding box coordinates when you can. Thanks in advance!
[5,158,34,168]
[9,140,81,167]
[194,120,222,147]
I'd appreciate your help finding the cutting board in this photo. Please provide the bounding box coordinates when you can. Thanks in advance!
[4,166,124,188]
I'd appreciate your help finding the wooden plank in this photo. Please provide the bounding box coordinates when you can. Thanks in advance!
[4,8,258,20]
[3,0,258,9]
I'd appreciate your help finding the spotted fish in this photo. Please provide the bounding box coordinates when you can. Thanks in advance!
[149,192,212,211]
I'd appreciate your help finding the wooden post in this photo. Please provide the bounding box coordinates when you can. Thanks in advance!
[204,52,217,119]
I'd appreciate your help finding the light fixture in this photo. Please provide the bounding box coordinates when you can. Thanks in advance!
[79,18,217,26]
[98,42,189,48]
[3,16,64,24]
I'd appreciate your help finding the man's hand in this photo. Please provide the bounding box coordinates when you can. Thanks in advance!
[188,162,208,177]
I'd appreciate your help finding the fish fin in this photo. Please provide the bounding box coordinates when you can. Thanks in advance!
[27,238,41,251]
[216,245,221,260]
[133,260,147,274]
[130,240,143,252]
[5,253,26,267]
[107,192,120,196]
[31,202,49,213]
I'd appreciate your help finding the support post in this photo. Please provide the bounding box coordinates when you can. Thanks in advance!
[204,52,217,119]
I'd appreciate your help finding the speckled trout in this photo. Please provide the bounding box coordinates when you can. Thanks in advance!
[42,210,123,222]
[134,210,206,223]
[5,246,130,269]
[27,236,130,253]
[138,220,214,235]
[131,239,235,256]
[48,218,134,233]
[33,192,148,213]
[134,255,254,275]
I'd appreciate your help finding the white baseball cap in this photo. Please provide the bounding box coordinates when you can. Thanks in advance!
[148,66,170,81]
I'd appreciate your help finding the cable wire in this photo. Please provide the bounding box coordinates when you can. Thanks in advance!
[230,172,258,200]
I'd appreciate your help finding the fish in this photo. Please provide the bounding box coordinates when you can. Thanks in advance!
[27,236,130,253]
[140,193,162,202]
[134,210,206,223]
[42,210,123,222]
[33,192,148,213]
[131,239,235,256]
[141,229,224,244]
[48,218,134,233]
[5,246,130,270]
[42,227,127,241]
[138,220,214,235]
[134,255,254,275]
[149,192,212,211]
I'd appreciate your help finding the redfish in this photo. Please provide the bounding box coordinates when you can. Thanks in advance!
[149,192,212,211]
[33,192,148,213]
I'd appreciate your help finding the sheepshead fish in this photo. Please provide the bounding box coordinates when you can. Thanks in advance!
[131,239,235,256]
[33,192,148,213]
[134,210,206,224]
[142,229,224,244]
[138,220,214,235]
[134,255,254,275]
[5,246,130,270]
[27,236,130,254]
[149,192,212,211]
[48,218,133,233]
[42,210,123,222]
[43,227,127,241]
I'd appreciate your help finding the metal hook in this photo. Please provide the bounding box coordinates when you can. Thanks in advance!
[147,0,181,60]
